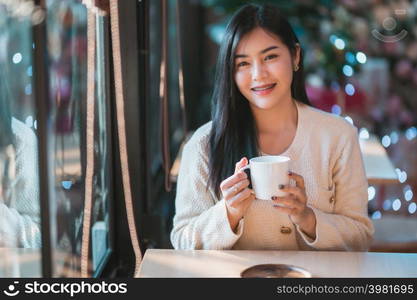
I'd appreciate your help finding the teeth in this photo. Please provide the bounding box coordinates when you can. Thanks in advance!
[252,84,275,91]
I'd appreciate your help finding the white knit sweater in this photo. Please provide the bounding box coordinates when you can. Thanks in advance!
[0,118,40,248]
[171,102,374,251]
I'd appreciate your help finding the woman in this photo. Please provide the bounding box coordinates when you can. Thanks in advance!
[171,3,373,251]
[0,67,41,248]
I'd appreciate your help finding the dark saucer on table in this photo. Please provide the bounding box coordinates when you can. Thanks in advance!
[241,264,312,278]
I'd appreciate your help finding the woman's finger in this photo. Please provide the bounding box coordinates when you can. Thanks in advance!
[288,171,305,190]
[272,205,295,215]
[227,188,253,208]
[234,157,248,174]
[220,171,247,191]
[278,185,306,203]
[223,179,250,199]
[272,195,303,210]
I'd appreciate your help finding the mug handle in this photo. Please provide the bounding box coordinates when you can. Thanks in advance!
[239,165,252,189]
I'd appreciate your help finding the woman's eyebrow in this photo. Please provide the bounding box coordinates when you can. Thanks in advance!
[235,46,279,59]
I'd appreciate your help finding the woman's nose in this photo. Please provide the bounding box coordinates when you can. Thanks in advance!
[252,61,267,82]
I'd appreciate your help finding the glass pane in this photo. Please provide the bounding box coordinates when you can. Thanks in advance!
[146,0,185,249]
[148,0,185,178]
[167,0,185,154]
[45,0,112,277]
[46,0,88,277]
[0,3,41,276]
[91,15,112,276]
[148,0,162,181]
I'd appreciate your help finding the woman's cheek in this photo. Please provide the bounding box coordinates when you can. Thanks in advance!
[271,60,290,74]
[274,64,293,85]
[234,72,249,92]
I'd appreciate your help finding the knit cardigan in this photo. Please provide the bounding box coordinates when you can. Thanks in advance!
[171,102,374,251]
[0,118,40,248]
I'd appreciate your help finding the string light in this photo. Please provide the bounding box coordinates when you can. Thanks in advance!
[343,65,354,77]
[395,168,407,183]
[399,171,407,183]
[368,186,376,201]
[334,38,346,50]
[408,202,416,214]
[371,211,382,219]
[61,181,73,190]
[331,104,342,115]
[405,127,417,140]
[345,83,355,96]
[330,81,340,92]
[405,190,413,202]
[24,84,32,95]
[329,35,338,43]
[359,128,370,139]
[345,52,356,64]
[390,131,399,144]
[344,116,354,125]
[383,199,392,211]
[12,53,22,64]
[403,185,412,201]
[381,135,391,148]
[356,52,367,64]
[27,66,32,77]
[392,199,401,211]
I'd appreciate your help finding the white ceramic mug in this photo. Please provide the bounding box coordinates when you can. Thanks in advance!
[241,155,290,200]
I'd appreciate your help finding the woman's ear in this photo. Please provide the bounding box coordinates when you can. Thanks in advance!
[293,43,301,70]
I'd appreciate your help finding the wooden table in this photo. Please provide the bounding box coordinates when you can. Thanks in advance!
[0,248,83,277]
[137,249,417,278]
[0,248,41,277]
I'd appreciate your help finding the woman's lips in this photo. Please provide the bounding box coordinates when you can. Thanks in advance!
[251,83,276,96]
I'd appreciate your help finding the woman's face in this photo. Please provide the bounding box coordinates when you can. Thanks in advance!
[233,27,299,111]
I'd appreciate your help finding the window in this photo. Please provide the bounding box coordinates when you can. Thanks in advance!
[0,1,42,276]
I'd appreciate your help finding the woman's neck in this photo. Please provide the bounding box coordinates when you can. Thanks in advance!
[251,97,298,135]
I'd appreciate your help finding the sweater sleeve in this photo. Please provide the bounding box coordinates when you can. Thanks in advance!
[0,119,41,248]
[0,202,41,248]
[170,132,244,250]
[297,125,374,251]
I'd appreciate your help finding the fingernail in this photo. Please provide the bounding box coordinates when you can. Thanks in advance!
[271,196,277,200]
[288,171,292,175]
[278,184,284,189]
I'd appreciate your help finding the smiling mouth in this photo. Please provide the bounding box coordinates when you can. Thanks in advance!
[251,83,277,91]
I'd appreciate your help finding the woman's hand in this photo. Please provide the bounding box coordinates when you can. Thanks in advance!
[220,157,255,233]
[272,171,317,239]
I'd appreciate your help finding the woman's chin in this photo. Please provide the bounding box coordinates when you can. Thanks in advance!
[250,99,279,111]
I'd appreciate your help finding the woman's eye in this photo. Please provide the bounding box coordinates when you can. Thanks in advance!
[265,54,278,60]
[237,61,249,68]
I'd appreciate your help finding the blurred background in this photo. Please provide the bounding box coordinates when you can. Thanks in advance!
[0,0,416,277]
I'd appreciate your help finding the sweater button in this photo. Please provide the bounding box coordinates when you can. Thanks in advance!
[280,226,292,234]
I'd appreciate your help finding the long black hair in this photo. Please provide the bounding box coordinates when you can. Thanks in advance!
[208,3,310,198]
